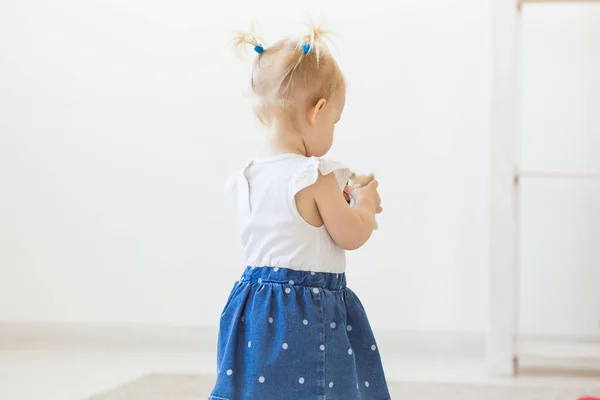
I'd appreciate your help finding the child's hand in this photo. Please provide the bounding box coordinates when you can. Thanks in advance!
[343,185,352,203]
[346,180,382,214]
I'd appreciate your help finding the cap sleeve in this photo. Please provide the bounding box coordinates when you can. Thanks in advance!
[291,157,350,195]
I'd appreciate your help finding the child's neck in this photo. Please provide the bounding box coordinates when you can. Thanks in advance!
[261,124,306,157]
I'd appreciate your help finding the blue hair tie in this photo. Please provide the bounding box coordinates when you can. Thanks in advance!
[302,43,312,54]
[254,44,264,54]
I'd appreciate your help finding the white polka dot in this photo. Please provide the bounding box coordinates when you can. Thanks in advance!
[285,287,291,294]
[303,319,308,325]
[274,267,279,272]
[347,325,353,332]
[259,376,265,383]
[313,288,319,294]
[329,382,334,388]
[258,278,262,284]
[319,344,325,351]
[268,317,273,324]
[282,343,288,350]
[227,369,233,376]
[241,316,244,322]
[348,348,353,355]
[371,344,377,351]
[365,381,370,387]
[299,377,305,384]
[289,280,294,285]
[310,271,316,275]
[330,322,336,329]
[248,341,252,348]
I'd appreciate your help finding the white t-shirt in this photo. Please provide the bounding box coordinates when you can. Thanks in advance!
[226,153,351,273]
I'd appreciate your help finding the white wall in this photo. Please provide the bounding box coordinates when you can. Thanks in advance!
[519,3,600,338]
[1,0,492,331]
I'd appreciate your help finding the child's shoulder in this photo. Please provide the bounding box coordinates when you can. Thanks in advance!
[292,156,350,193]
[225,154,349,193]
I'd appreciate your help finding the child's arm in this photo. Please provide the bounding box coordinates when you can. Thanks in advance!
[312,172,381,250]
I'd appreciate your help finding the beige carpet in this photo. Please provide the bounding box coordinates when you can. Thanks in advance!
[89,373,600,400]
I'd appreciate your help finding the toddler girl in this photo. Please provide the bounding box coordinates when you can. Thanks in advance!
[210,24,390,400]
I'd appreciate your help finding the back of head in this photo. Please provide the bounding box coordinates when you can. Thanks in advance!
[232,24,345,127]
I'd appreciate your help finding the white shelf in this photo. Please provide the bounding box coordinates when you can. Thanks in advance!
[490,0,600,377]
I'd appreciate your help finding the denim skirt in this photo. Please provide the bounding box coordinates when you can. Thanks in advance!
[209,266,391,400]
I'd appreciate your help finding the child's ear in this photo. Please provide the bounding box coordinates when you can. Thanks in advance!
[307,98,327,126]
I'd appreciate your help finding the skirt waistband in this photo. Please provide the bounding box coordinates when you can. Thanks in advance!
[241,266,346,291]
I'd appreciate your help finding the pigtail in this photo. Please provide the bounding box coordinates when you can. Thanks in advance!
[231,25,266,59]
[279,24,333,98]
[299,24,331,65]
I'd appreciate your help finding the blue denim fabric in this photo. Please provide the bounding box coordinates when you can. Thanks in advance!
[210,267,391,400]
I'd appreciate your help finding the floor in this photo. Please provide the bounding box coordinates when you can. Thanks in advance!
[2,346,600,400]
[0,348,208,400]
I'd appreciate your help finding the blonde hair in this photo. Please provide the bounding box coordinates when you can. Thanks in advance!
[232,24,345,126]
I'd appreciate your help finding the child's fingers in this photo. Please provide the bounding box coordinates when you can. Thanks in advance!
[344,185,356,197]
[343,190,351,203]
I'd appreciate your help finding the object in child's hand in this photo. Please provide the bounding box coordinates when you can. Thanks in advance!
[349,172,375,187]
[347,171,378,230]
